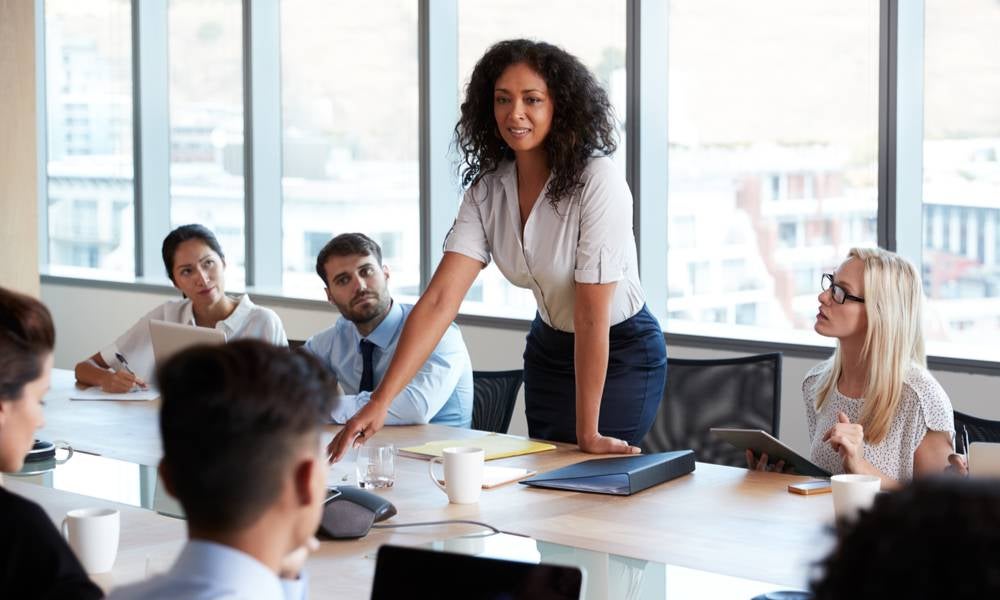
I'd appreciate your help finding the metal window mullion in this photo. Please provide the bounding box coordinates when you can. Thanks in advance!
[418,0,458,291]
[36,0,49,268]
[243,0,283,290]
[627,0,669,321]
[131,0,170,279]
[878,0,924,263]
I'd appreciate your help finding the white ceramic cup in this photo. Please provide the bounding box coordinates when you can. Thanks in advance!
[429,446,485,504]
[830,474,881,523]
[62,507,120,574]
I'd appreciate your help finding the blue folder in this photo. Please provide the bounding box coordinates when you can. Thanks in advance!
[519,450,696,496]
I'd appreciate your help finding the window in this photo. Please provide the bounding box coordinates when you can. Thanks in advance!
[44,0,134,276]
[665,0,879,331]
[922,0,1000,358]
[457,0,627,317]
[168,0,246,287]
[280,0,419,300]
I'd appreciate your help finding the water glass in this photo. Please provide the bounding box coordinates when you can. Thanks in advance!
[356,444,395,489]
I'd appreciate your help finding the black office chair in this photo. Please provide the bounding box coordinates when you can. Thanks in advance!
[288,339,306,350]
[472,369,523,434]
[641,353,782,467]
[954,410,1000,444]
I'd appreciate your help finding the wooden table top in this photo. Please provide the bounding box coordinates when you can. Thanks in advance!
[15,369,837,598]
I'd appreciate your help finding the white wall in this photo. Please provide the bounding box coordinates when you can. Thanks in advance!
[42,281,1000,455]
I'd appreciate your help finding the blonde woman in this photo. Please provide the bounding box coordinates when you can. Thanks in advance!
[749,248,954,489]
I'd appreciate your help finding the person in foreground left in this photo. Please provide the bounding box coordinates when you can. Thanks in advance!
[0,286,103,599]
[108,340,336,600]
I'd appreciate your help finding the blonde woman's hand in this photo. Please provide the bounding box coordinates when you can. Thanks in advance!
[823,411,866,473]
[745,449,789,473]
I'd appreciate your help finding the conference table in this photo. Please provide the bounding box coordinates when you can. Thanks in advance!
[9,369,837,598]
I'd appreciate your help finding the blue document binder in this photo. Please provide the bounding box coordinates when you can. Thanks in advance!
[519,450,695,496]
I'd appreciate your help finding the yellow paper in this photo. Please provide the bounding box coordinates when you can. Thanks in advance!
[400,433,555,461]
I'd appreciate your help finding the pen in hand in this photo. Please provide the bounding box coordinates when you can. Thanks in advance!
[114,352,147,390]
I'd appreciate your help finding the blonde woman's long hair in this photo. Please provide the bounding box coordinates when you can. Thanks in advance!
[815,247,926,444]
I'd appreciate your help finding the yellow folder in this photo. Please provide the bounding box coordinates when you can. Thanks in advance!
[399,433,556,461]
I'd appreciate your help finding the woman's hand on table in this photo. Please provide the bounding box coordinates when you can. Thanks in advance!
[577,432,641,455]
[327,400,387,463]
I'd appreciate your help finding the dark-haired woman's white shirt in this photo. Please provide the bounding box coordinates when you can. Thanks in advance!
[99,294,287,383]
[444,156,644,332]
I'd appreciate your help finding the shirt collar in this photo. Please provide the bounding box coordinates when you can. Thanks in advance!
[220,294,252,333]
[356,299,402,350]
[171,539,285,600]
[177,294,249,333]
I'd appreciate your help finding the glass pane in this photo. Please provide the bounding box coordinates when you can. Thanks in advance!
[280,0,420,299]
[665,1,879,336]
[922,0,1000,360]
[458,0,627,318]
[168,0,246,288]
[45,0,134,277]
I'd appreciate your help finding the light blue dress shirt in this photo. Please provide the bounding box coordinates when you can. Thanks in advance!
[305,301,473,427]
[107,540,307,600]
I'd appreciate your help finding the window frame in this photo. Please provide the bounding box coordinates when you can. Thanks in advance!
[37,0,1000,375]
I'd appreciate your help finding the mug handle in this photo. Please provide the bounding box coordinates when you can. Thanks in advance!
[61,517,69,539]
[53,440,74,465]
[428,457,447,493]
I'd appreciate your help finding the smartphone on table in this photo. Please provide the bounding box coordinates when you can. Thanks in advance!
[787,480,831,495]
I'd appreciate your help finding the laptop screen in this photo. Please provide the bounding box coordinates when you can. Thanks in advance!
[370,545,583,600]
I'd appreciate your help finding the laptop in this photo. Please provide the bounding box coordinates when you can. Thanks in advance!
[149,319,227,367]
[969,442,1000,477]
[370,545,584,600]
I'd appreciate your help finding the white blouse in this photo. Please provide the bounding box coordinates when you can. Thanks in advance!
[99,294,287,383]
[444,156,645,332]
[803,360,955,481]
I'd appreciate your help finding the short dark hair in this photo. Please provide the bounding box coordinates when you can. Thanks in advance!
[157,340,336,532]
[455,39,618,207]
[812,477,1000,599]
[0,287,55,400]
[314,233,383,285]
[162,224,226,283]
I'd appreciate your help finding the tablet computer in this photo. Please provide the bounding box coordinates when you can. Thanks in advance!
[710,428,831,478]
[149,319,227,367]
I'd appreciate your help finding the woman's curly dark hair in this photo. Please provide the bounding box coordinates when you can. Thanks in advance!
[455,39,618,207]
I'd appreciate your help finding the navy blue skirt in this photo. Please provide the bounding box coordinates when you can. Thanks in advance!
[522,305,667,446]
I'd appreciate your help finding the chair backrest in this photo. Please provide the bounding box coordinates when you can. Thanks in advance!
[955,410,1000,444]
[288,339,306,350]
[641,353,782,467]
[472,369,523,434]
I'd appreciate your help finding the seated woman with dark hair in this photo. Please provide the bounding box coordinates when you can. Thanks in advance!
[812,477,1000,599]
[0,286,103,599]
[74,224,287,392]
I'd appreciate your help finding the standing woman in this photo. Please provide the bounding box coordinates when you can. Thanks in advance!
[331,39,666,458]
[74,224,287,391]
[0,287,103,598]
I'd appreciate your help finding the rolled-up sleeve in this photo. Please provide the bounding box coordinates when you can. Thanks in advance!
[443,187,491,266]
[574,163,633,284]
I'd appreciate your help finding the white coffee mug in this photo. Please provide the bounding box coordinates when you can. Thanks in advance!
[62,507,120,574]
[429,446,485,504]
[830,474,881,523]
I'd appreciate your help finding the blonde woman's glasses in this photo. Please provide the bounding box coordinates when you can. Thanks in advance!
[821,273,865,304]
